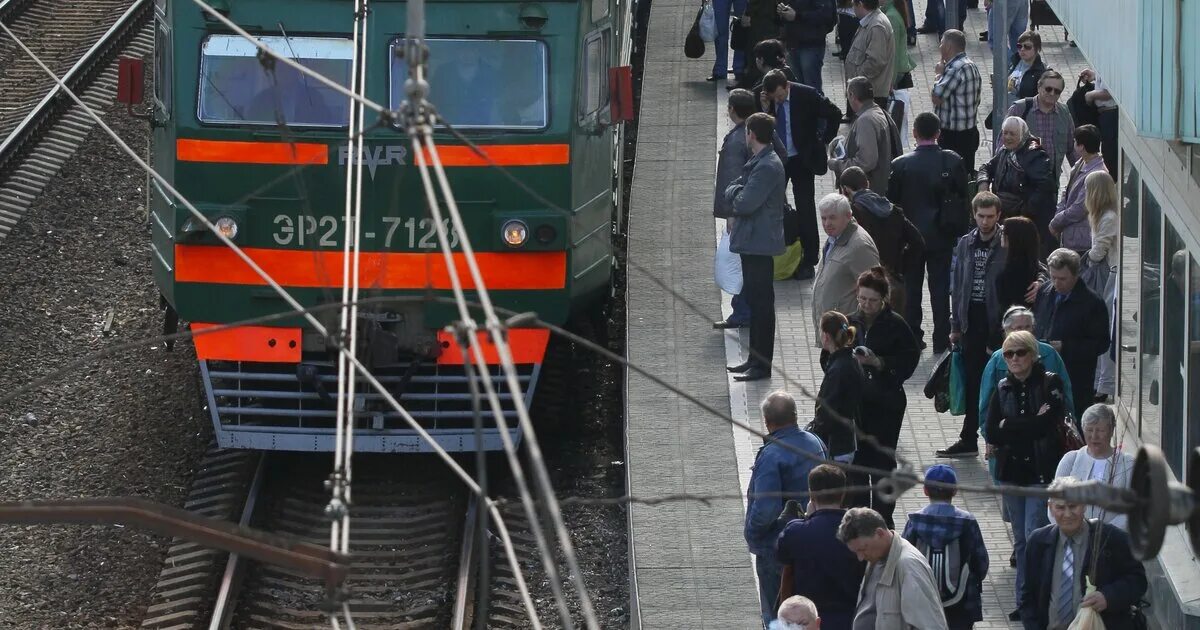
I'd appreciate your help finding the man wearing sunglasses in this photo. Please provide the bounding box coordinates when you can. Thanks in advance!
[1006,70,1077,183]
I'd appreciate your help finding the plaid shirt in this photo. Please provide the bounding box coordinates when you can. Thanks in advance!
[932,53,982,131]
[902,502,990,625]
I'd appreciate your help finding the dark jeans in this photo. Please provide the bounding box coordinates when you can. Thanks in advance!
[836,13,858,57]
[939,125,981,175]
[1098,108,1119,175]
[849,391,906,529]
[784,157,820,268]
[742,254,776,367]
[924,0,968,31]
[960,302,994,442]
[755,554,782,628]
[788,45,826,94]
[730,292,751,324]
[905,247,953,348]
[712,0,747,78]
[905,0,918,37]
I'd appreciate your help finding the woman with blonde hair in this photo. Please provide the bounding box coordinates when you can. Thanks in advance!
[1084,169,1119,399]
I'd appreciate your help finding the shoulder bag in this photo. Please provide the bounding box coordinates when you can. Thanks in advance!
[685,4,706,59]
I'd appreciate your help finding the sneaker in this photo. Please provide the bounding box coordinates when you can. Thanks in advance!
[935,439,978,458]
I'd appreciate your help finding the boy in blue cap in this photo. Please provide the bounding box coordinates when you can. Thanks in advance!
[902,464,990,630]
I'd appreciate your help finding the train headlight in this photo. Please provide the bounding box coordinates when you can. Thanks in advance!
[502,220,528,247]
[215,216,239,241]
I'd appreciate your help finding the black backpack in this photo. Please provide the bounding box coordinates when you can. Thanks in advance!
[1068,78,1102,128]
[913,534,971,607]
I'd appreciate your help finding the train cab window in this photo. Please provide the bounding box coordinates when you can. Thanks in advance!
[581,30,609,116]
[390,38,548,130]
[153,17,172,112]
[197,35,352,127]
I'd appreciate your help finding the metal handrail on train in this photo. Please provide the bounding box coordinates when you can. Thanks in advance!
[0,0,150,170]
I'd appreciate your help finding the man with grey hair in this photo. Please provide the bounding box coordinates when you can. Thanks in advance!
[1033,248,1110,421]
[837,507,948,630]
[978,116,1055,255]
[1020,476,1146,629]
[811,192,880,344]
[829,77,902,194]
[771,596,822,630]
[745,391,828,628]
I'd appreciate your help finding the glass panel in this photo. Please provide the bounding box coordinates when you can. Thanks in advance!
[390,39,548,129]
[154,21,170,109]
[198,35,352,127]
[1163,221,1186,474]
[1191,144,1200,189]
[1140,183,1162,446]
[583,33,606,114]
[1118,158,1140,420]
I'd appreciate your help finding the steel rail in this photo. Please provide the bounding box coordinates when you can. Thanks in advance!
[207,454,267,630]
[451,496,481,629]
[0,0,150,171]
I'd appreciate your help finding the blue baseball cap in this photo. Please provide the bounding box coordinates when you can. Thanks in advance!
[924,463,958,486]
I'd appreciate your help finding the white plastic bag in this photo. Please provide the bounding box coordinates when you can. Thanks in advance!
[715,231,743,295]
[698,1,717,43]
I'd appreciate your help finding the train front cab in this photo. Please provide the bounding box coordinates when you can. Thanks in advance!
[142,0,630,452]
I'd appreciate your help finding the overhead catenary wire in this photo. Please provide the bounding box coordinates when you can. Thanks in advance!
[0,20,546,627]
[186,0,905,476]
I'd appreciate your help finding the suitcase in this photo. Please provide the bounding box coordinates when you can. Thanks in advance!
[1030,0,1062,28]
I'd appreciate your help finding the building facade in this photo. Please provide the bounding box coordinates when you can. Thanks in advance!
[1049,0,1200,627]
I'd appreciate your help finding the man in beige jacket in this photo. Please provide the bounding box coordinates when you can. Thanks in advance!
[811,193,880,345]
[829,77,902,195]
[837,507,949,630]
[845,0,895,109]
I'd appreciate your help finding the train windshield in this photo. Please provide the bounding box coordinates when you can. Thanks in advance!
[390,38,548,129]
[197,35,353,127]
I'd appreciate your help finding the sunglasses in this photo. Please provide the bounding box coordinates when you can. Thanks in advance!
[1003,348,1031,359]
[1042,86,1063,94]
[1019,43,1036,50]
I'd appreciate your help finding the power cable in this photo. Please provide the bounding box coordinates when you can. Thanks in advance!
[0,20,546,627]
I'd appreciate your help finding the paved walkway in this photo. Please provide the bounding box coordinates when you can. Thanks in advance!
[626,0,1091,627]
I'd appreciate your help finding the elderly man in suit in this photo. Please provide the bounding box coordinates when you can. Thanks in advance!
[725,113,788,382]
[1020,476,1147,630]
[761,69,844,281]
[811,192,880,346]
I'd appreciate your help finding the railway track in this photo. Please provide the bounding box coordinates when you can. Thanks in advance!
[0,0,152,238]
[141,453,527,629]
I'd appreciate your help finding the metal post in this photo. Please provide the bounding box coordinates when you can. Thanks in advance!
[945,0,958,35]
[991,0,1010,149]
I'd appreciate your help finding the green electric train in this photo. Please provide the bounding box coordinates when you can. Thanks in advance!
[129,0,634,452]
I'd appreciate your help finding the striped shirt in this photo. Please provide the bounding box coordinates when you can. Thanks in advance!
[932,52,982,131]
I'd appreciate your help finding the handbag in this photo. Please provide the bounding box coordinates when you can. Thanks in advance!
[730,17,747,50]
[698,0,717,43]
[1080,254,1111,297]
[948,348,967,416]
[685,5,706,59]
[1043,372,1085,451]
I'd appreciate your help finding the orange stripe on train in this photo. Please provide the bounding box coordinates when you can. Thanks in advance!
[192,323,302,363]
[174,245,567,290]
[177,139,329,165]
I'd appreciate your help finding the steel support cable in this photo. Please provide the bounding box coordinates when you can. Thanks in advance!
[0,22,545,627]
[409,129,576,630]
[186,0,892,474]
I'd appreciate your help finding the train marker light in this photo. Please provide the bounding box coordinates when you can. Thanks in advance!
[502,220,528,247]
[215,216,239,241]
[519,3,549,30]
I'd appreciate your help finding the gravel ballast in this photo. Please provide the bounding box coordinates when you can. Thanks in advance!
[0,103,210,628]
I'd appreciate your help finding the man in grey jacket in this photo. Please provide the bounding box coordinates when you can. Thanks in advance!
[725,113,788,382]
[829,77,902,195]
[838,507,949,630]
[714,89,765,330]
[845,0,894,109]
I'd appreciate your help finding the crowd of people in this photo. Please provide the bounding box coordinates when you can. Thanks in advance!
[709,0,1145,627]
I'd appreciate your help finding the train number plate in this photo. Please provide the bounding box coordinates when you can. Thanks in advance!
[271,215,461,249]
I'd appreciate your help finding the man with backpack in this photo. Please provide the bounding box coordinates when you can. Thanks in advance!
[902,464,990,630]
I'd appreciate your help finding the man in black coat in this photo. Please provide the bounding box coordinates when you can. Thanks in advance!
[1020,477,1147,630]
[889,112,969,353]
[762,69,844,280]
[1032,248,1110,420]
[777,0,835,93]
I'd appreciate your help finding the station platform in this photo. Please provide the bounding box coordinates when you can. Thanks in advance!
[624,0,1092,627]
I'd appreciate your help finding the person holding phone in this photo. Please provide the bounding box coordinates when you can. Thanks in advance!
[845,267,919,528]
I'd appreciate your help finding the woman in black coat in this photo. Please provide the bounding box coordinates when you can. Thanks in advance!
[985,330,1067,618]
[985,30,1046,129]
[846,267,918,528]
[994,217,1043,320]
[813,310,865,464]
